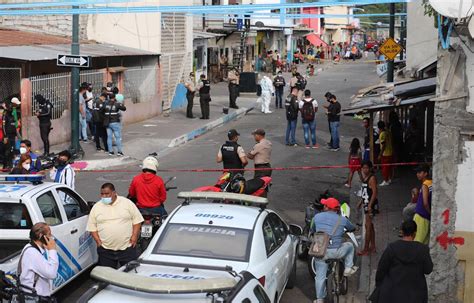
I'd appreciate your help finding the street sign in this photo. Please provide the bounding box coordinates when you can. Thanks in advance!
[57,54,90,67]
[379,38,402,61]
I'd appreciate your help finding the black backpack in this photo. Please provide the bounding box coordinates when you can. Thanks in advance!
[301,99,315,121]
[296,76,307,90]
[285,95,298,120]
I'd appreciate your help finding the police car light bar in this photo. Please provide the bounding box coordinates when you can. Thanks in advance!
[91,266,237,294]
[177,191,269,207]
[0,174,45,184]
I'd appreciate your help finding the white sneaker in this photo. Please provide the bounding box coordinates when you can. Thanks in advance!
[379,181,389,186]
[343,266,359,276]
[313,300,325,303]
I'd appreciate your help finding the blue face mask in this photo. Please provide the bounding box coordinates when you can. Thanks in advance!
[101,197,113,204]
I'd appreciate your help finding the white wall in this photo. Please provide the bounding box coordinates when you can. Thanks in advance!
[406,0,438,74]
[455,141,474,232]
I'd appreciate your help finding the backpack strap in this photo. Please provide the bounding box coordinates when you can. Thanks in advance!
[330,215,342,238]
[17,244,41,291]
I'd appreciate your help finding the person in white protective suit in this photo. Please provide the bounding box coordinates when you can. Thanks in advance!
[258,74,275,114]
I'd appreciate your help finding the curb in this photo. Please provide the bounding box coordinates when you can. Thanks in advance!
[167,106,253,148]
[77,106,253,171]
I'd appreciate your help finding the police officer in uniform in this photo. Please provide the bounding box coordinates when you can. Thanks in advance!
[217,129,248,174]
[35,94,53,156]
[228,67,240,109]
[197,74,211,120]
[273,71,286,109]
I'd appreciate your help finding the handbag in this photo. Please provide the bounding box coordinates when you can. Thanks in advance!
[308,215,341,258]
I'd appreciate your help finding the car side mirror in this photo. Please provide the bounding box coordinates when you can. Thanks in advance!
[289,224,303,236]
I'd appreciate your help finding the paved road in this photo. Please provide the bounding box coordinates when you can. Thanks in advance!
[57,60,379,302]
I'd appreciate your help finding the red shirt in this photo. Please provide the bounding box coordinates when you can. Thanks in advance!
[128,173,166,208]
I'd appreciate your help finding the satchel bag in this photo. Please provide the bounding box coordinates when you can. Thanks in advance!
[308,216,342,258]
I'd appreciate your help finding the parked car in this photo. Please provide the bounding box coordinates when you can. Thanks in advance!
[0,175,97,293]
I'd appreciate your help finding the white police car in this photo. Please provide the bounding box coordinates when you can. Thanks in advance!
[0,175,97,293]
[85,192,301,303]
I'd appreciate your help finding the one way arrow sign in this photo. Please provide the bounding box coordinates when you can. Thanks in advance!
[57,54,90,67]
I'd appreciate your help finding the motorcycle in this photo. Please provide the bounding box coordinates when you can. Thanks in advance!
[137,176,177,252]
[193,172,271,197]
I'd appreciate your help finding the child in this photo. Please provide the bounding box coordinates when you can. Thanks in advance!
[345,138,362,188]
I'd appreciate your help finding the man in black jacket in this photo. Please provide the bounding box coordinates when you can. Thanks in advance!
[2,100,18,168]
[101,94,126,156]
[371,220,433,303]
[93,93,108,152]
[35,94,53,156]
[197,74,211,120]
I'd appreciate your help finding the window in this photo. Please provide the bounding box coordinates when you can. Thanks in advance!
[262,219,277,256]
[0,203,32,229]
[56,188,88,221]
[254,284,271,303]
[153,224,252,262]
[37,191,63,226]
[268,213,288,246]
[194,46,204,70]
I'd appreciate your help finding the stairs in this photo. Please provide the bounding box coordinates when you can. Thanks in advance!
[232,30,247,72]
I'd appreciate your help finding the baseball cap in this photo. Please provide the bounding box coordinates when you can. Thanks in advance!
[414,164,430,173]
[227,129,240,139]
[11,97,21,105]
[251,128,265,136]
[321,197,340,210]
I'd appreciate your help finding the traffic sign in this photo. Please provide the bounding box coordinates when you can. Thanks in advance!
[379,38,402,61]
[57,54,90,67]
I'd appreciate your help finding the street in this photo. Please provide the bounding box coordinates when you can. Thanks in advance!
[56,60,379,302]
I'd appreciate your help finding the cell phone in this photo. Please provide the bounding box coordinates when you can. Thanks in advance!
[40,235,48,245]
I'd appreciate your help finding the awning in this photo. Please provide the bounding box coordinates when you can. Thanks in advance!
[305,33,328,47]
[193,31,226,40]
[342,94,435,115]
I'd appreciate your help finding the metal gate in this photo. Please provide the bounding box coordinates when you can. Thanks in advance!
[0,68,21,103]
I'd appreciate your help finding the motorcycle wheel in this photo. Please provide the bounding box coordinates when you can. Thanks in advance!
[297,225,310,260]
[326,271,338,303]
[307,256,317,278]
[138,237,151,254]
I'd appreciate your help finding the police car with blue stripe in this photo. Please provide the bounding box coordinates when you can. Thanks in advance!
[0,175,97,293]
[83,192,302,303]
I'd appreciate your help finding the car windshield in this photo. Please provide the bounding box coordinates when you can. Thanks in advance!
[152,223,252,262]
[0,203,33,230]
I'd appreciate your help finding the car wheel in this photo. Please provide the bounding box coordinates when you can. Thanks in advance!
[307,256,316,278]
[286,257,297,289]
[297,225,310,260]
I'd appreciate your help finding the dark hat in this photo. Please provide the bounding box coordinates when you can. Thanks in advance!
[414,164,430,173]
[227,129,240,139]
[106,82,113,87]
[252,128,265,136]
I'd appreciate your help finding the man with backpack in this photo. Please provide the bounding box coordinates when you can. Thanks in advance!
[299,90,318,149]
[285,87,299,146]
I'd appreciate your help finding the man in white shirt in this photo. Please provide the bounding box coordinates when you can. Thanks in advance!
[18,222,59,298]
[49,150,75,191]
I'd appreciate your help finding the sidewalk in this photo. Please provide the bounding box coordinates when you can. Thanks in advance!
[49,82,256,170]
[351,167,420,301]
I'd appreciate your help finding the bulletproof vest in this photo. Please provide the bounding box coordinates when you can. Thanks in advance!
[221,141,243,169]
[199,80,211,94]
[274,76,285,86]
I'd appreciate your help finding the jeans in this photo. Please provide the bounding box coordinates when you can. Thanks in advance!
[275,89,284,108]
[303,119,316,146]
[107,122,122,153]
[139,205,167,217]
[329,121,340,149]
[314,242,355,299]
[79,115,88,141]
[285,119,297,145]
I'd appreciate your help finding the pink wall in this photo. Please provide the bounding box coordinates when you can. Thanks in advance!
[302,7,323,35]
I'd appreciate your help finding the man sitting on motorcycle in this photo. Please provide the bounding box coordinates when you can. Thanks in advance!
[128,156,167,216]
[312,197,358,303]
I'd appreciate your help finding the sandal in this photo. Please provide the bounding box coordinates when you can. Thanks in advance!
[357,250,370,256]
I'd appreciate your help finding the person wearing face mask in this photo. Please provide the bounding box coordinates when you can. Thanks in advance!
[18,222,59,300]
[10,154,32,175]
[87,183,144,269]
[49,150,75,190]
[13,139,41,173]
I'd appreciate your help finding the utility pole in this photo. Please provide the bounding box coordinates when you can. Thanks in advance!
[69,10,82,156]
[387,3,395,82]
[399,2,406,60]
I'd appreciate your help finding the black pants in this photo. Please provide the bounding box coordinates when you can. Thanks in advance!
[254,163,272,178]
[229,84,239,108]
[39,122,51,155]
[200,94,210,119]
[3,133,16,168]
[186,91,195,118]
[94,122,108,151]
[97,246,137,269]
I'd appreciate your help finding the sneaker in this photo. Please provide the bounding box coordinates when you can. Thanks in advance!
[344,266,359,277]
[305,145,311,149]
[312,144,319,149]
[292,143,298,147]
[331,148,340,152]
[313,299,325,303]
[108,152,115,156]
[96,147,103,151]
[344,183,351,188]
[379,181,389,186]
[117,152,124,157]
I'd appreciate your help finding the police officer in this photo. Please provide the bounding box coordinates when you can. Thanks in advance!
[184,72,196,118]
[197,74,211,120]
[273,71,286,109]
[217,129,248,174]
[35,94,53,156]
[228,67,240,109]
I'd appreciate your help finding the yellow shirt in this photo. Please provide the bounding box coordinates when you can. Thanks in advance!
[87,196,144,251]
[379,130,393,157]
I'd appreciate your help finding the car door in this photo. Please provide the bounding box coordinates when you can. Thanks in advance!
[32,189,82,289]
[266,213,291,297]
[261,216,283,301]
[53,187,97,271]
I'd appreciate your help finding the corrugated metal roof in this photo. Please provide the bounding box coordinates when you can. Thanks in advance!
[193,31,225,40]
[0,43,158,61]
[0,28,71,46]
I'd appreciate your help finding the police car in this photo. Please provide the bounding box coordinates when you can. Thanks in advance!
[0,175,97,293]
[85,192,301,303]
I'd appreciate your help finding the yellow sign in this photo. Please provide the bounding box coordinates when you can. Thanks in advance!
[379,38,402,61]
